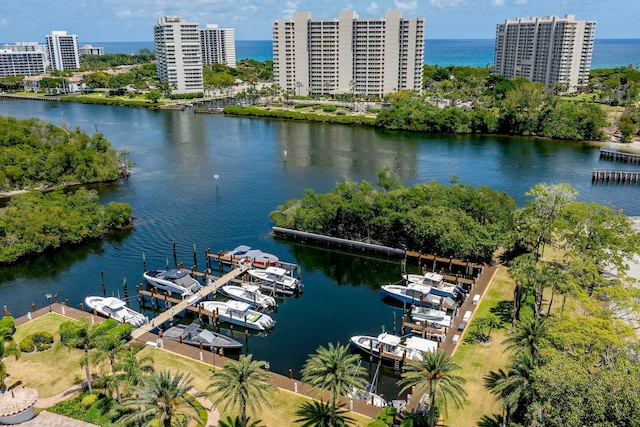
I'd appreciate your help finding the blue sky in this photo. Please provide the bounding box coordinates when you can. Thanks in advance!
[0,0,637,42]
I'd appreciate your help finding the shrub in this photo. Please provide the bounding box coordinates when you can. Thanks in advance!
[336,111,346,115]
[82,393,98,407]
[19,336,34,352]
[322,104,337,112]
[31,331,54,345]
[0,316,15,336]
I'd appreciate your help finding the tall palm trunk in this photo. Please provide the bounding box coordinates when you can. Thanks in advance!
[84,343,93,394]
[429,380,437,427]
[110,351,121,402]
[242,403,247,427]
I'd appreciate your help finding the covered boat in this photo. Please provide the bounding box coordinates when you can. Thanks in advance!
[349,333,437,364]
[220,284,277,309]
[162,322,242,350]
[409,306,452,328]
[143,269,202,297]
[218,245,279,267]
[380,282,432,305]
[84,296,146,327]
[200,300,276,331]
[247,266,302,295]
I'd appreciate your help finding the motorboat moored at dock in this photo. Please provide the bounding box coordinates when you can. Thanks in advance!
[84,296,146,327]
[200,300,276,331]
[215,245,279,268]
[247,266,302,295]
[409,306,452,328]
[380,282,432,305]
[349,332,437,364]
[162,322,242,350]
[220,283,277,309]
[403,272,464,299]
[143,269,202,297]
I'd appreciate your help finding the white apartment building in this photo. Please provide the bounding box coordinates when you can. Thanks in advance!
[494,14,596,91]
[46,31,80,71]
[0,50,46,78]
[273,10,424,97]
[154,16,204,94]
[200,25,236,68]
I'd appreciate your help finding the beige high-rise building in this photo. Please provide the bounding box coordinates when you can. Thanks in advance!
[200,25,236,68]
[154,16,204,94]
[494,14,596,92]
[273,10,424,97]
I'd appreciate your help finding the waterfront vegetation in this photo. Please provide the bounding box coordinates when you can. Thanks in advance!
[0,189,132,263]
[0,116,128,192]
[271,172,516,263]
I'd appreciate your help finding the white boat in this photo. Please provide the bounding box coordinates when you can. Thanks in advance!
[380,282,432,305]
[143,269,202,297]
[247,266,302,295]
[200,300,276,331]
[349,333,437,364]
[410,306,452,328]
[84,296,146,327]
[218,245,279,267]
[403,272,462,299]
[220,284,277,309]
[349,363,387,407]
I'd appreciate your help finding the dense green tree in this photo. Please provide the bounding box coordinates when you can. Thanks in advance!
[300,343,366,426]
[208,354,276,427]
[118,370,206,427]
[294,400,355,427]
[397,350,467,427]
[115,347,155,391]
[145,89,162,103]
[503,316,550,365]
[0,318,20,392]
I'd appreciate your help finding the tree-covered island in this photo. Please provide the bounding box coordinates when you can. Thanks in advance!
[271,169,516,263]
[0,116,133,263]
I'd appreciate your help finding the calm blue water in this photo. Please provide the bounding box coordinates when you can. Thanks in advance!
[91,39,640,69]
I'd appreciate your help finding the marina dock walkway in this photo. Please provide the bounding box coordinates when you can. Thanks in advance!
[130,266,248,339]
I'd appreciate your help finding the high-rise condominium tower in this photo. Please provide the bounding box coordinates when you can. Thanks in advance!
[273,10,424,97]
[46,31,80,71]
[494,14,595,91]
[154,16,204,94]
[200,25,236,68]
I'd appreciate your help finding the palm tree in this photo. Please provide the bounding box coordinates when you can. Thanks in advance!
[115,347,154,391]
[217,415,262,427]
[397,350,467,427]
[503,316,550,364]
[118,370,207,427]
[0,329,20,392]
[294,400,354,427]
[484,353,536,425]
[58,319,93,394]
[300,342,367,426]
[208,354,276,427]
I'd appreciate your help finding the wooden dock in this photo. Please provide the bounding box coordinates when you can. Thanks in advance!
[600,148,640,164]
[592,169,640,183]
[131,266,248,339]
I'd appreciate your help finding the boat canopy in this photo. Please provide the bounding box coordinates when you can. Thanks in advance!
[265,266,287,276]
[405,336,438,353]
[195,329,216,343]
[229,245,252,256]
[245,249,279,263]
[162,269,190,279]
[377,333,401,346]
[423,272,443,283]
[227,300,252,312]
[242,284,261,293]
[103,297,127,309]
[407,282,432,293]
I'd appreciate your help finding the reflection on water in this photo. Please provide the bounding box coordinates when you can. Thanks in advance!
[1,99,639,400]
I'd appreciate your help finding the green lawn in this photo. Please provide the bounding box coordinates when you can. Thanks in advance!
[5,313,86,398]
[445,267,514,426]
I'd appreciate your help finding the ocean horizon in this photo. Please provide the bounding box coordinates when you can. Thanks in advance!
[82,38,640,69]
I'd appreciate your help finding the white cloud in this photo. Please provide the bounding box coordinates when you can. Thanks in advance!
[0,19,7,28]
[366,2,379,14]
[492,0,504,6]
[429,0,466,7]
[116,9,132,18]
[395,0,418,11]
[514,0,527,3]
[282,1,299,19]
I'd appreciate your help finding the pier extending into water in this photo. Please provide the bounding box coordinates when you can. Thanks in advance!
[600,148,640,164]
[592,169,640,183]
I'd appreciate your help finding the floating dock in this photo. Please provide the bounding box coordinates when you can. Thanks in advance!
[592,170,640,183]
[600,148,640,164]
